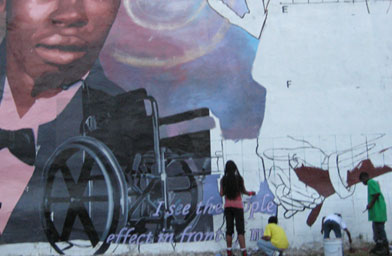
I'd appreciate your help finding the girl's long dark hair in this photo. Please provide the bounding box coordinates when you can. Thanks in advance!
[221,160,246,199]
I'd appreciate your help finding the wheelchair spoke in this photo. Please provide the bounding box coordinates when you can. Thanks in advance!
[61,207,78,241]
[55,155,106,245]
[77,204,100,247]
[128,180,158,216]
[78,156,95,183]
[60,165,77,194]
[47,195,108,203]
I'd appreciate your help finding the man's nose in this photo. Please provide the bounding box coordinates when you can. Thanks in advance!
[50,0,88,28]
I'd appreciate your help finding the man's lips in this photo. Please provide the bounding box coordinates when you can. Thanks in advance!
[35,43,88,65]
[38,34,87,49]
[34,34,90,65]
[36,43,88,52]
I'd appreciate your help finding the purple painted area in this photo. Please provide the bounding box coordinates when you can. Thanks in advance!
[202,174,223,216]
[100,1,266,140]
[247,180,277,216]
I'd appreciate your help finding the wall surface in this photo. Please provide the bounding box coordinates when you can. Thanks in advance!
[0,0,391,255]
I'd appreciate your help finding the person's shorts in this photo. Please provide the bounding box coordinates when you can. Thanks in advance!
[224,207,245,236]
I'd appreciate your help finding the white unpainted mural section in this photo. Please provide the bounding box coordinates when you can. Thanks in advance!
[209,0,392,253]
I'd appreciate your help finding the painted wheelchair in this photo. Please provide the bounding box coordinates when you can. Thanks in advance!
[41,89,212,255]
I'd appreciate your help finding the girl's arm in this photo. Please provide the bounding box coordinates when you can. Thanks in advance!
[242,179,256,196]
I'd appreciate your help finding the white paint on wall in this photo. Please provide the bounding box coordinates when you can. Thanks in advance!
[206,0,392,253]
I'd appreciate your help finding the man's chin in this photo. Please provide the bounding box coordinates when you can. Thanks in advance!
[29,50,97,97]
[31,87,63,98]
[31,71,81,98]
[31,76,62,98]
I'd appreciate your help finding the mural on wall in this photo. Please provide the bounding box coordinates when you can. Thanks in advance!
[0,0,269,255]
[99,0,267,140]
[257,134,392,226]
[0,0,391,254]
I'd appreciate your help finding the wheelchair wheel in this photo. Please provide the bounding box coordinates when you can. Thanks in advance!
[127,152,203,239]
[41,136,128,255]
[165,158,204,233]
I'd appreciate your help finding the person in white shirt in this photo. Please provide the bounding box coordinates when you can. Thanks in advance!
[321,213,353,250]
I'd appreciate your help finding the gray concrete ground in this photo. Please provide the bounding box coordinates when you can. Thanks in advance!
[118,245,374,256]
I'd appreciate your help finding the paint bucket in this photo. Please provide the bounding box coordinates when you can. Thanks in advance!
[323,238,343,256]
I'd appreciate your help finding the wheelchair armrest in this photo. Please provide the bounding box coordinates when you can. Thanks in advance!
[159,108,210,126]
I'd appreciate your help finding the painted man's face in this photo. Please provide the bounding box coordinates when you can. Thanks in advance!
[4,0,121,90]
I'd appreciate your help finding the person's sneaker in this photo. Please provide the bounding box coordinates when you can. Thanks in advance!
[370,244,383,254]
[371,247,388,255]
[249,247,259,254]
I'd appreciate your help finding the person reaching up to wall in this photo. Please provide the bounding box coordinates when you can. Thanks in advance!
[220,160,256,256]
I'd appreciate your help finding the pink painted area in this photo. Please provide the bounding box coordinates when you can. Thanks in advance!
[0,79,80,233]
[0,151,34,233]
[103,2,227,62]
[159,116,215,139]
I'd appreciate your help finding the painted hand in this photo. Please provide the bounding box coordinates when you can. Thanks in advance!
[264,135,385,199]
[266,162,325,218]
[257,134,388,225]
[207,0,270,38]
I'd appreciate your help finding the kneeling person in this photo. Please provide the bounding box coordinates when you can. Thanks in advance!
[258,216,289,256]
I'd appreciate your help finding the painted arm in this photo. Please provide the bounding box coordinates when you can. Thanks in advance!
[207,0,269,38]
[241,179,255,196]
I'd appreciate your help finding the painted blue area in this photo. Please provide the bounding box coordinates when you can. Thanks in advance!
[202,174,223,216]
[103,24,265,140]
[247,180,277,217]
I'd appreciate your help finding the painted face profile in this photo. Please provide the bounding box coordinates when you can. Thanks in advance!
[1,0,121,95]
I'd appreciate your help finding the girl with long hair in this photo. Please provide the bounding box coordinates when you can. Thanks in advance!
[220,160,255,256]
